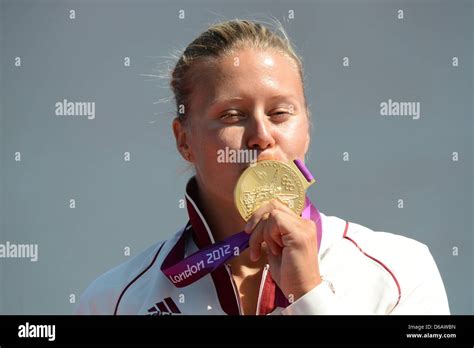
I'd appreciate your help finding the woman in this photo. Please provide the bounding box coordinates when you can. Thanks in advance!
[75,19,450,315]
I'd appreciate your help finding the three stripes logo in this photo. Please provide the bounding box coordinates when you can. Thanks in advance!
[147,297,181,315]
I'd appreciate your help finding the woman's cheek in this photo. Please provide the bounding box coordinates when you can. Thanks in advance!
[201,134,237,174]
[217,128,244,150]
[194,127,223,160]
[278,120,309,156]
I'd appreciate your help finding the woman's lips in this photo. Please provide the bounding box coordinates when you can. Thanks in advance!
[256,154,286,162]
[238,155,287,173]
[256,156,276,162]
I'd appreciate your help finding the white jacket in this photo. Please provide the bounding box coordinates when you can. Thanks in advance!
[74,178,450,315]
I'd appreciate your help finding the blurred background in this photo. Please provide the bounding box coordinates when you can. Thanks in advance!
[0,0,472,314]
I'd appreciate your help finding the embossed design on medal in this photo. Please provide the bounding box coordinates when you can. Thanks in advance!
[234,160,305,221]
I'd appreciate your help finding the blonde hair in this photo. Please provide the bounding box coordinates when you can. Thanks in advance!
[170,19,309,123]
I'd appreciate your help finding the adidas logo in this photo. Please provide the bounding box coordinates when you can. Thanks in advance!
[147,297,181,315]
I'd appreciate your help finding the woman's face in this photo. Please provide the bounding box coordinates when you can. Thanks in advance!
[173,48,310,206]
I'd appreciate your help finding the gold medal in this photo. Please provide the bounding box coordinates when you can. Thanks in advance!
[234,160,315,221]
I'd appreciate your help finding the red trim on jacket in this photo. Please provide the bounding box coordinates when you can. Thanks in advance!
[343,221,402,311]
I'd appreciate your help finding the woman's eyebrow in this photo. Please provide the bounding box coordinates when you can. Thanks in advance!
[209,94,298,107]
[269,94,300,103]
[208,96,244,107]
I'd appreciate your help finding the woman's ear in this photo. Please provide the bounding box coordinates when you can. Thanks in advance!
[172,118,193,162]
[304,132,311,154]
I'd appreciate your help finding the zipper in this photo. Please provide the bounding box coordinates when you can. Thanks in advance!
[224,263,243,315]
[255,264,270,316]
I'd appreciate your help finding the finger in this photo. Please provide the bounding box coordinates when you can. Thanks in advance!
[261,242,269,256]
[262,219,282,256]
[244,201,275,234]
[245,198,295,234]
[265,209,311,249]
[268,197,298,216]
[248,211,284,260]
[265,209,290,248]
[248,217,265,261]
[251,209,289,258]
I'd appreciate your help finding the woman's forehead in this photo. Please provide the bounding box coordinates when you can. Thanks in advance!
[206,49,299,83]
[191,49,303,106]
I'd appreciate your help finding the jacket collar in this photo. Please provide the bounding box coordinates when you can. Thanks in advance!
[184,177,216,248]
[184,177,241,314]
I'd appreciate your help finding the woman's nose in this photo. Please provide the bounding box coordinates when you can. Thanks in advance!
[246,115,276,150]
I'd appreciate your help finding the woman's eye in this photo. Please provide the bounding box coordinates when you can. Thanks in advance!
[219,110,293,123]
[271,110,292,120]
[220,113,244,123]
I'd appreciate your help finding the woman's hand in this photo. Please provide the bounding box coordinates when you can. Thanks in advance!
[244,198,322,301]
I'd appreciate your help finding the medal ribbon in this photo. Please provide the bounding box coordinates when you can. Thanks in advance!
[161,160,322,291]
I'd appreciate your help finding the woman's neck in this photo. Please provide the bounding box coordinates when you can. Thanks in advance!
[195,182,244,243]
